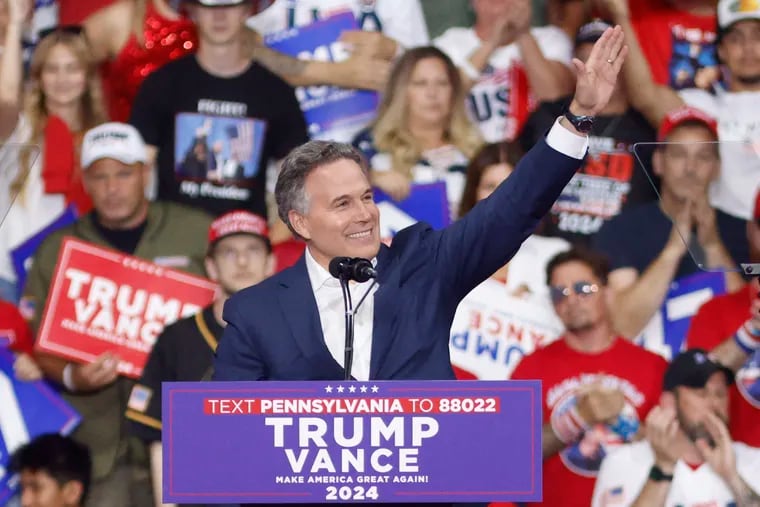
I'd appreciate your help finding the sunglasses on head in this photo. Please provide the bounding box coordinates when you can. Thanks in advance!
[549,281,600,304]
[38,25,84,41]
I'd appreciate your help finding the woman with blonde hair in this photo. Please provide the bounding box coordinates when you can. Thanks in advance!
[353,45,483,218]
[0,0,107,302]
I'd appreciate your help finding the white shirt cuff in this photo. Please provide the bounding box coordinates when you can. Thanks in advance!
[545,117,589,160]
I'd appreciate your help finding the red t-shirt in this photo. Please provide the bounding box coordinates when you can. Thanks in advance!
[0,301,34,354]
[685,283,760,447]
[633,6,718,90]
[510,338,667,507]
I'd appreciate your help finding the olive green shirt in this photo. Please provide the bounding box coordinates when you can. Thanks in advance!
[22,201,212,480]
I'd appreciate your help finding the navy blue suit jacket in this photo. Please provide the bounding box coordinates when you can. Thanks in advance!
[213,137,583,381]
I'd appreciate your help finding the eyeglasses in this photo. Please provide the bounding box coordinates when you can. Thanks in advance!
[38,25,85,41]
[549,281,600,304]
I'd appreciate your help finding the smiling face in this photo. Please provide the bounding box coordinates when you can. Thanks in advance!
[288,158,381,269]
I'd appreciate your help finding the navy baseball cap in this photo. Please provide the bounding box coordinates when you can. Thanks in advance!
[663,349,735,391]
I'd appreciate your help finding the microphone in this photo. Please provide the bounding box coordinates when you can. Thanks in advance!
[328,257,378,382]
[328,257,377,283]
[329,256,354,280]
[349,258,377,283]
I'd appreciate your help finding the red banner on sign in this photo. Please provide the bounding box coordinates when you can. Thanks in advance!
[35,237,217,378]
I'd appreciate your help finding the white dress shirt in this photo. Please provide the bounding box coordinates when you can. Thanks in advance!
[303,118,587,380]
[305,248,378,380]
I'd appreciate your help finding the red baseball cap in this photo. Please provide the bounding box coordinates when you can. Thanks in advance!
[208,211,269,247]
[658,106,718,142]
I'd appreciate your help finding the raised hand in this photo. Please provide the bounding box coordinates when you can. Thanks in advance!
[665,200,692,258]
[695,411,737,482]
[692,198,721,249]
[645,405,681,472]
[570,25,628,116]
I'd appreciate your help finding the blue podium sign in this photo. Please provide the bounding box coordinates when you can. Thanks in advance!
[163,380,542,504]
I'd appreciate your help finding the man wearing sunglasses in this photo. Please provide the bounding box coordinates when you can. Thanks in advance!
[510,247,667,507]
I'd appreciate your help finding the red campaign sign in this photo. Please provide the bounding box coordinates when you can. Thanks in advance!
[35,237,217,379]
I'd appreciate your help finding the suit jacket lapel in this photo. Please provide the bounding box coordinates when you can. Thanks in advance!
[370,245,401,379]
[277,255,344,378]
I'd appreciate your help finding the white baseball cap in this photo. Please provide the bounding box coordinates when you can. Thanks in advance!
[81,122,148,169]
[718,0,760,30]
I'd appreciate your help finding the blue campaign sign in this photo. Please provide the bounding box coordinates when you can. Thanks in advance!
[163,380,542,504]
[374,182,450,239]
[661,271,726,356]
[638,271,726,360]
[11,205,78,293]
[265,12,379,138]
[0,349,80,504]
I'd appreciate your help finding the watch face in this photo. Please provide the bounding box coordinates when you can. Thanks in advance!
[577,118,594,133]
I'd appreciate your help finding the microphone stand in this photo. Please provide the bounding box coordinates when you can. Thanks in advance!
[339,275,355,381]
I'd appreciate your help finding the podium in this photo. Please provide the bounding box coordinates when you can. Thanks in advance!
[162,380,542,504]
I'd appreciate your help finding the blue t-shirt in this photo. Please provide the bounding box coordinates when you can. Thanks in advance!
[593,201,749,280]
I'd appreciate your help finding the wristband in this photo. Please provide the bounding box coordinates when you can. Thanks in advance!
[62,363,77,392]
[648,464,674,482]
[552,405,590,444]
[459,59,480,80]
[734,321,760,355]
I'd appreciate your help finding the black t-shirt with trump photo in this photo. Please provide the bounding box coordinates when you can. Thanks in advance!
[519,98,658,246]
[129,55,308,217]
[126,305,222,443]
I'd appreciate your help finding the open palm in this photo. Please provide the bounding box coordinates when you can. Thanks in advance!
[571,25,628,116]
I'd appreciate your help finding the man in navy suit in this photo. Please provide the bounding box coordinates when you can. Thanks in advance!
[213,27,628,383]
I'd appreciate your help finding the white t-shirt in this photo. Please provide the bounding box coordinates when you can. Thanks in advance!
[0,116,66,284]
[449,234,569,379]
[435,26,573,143]
[591,440,760,507]
[679,87,760,220]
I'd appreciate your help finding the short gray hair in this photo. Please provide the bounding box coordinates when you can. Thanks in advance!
[275,141,370,236]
